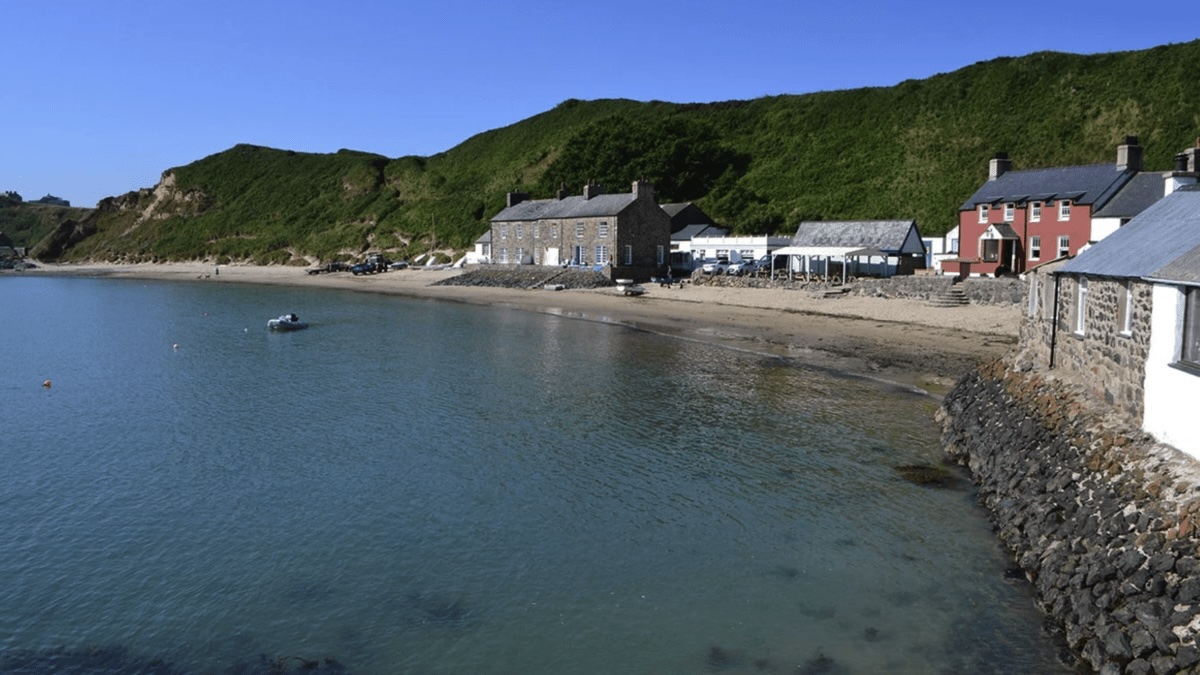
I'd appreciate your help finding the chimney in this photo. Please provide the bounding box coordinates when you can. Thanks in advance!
[988,152,1011,181]
[556,182,569,200]
[632,178,653,202]
[506,192,528,208]
[583,181,603,200]
[1164,144,1200,196]
[1117,135,1143,172]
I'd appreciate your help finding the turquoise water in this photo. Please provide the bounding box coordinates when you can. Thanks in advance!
[0,276,1067,674]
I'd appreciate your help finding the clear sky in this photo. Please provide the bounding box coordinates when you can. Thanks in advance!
[4,0,1198,207]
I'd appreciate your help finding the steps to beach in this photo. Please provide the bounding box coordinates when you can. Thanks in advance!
[929,286,969,307]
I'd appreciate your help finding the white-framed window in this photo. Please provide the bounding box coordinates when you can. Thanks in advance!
[740,249,755,259]
[657,245,665,266]
[1118,280,1134,336]
[551,224,558,239]
[516,247,525,263]
[1181,287,1200,369]
[499,247,509,263]
[949,237,959,254]
[624,245,633,266]
[598,221,608,238]
[575,222,584,238]
[515,224,523,239]
[978,204,989,223]
[1031,202,1042,222]
[533,224,540,239]
[573,245,585,265]
[1057,235,1070,258]
[594,245,609,264]
[1004,203,1015,222]
[1075,277,1088,336]
[500,224,508,239]
[981,239,1000,262]
[1058,200,1072,221]
[1029,235,1041,260]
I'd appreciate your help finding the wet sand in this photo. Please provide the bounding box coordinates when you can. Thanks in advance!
[25,262,1020,394]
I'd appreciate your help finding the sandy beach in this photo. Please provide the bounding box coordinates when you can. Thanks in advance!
[24,262,1020,393]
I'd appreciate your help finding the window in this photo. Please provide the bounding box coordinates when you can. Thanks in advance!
[1057,235,1070,258]
[551,225,558,239]
[981,239,1000,262]
[1031,202,1042,222]
[516,247,525,263]
[1029,235,1041,260]
[573,245,585,265]
[1058,200,1072,221]
[575,222,584,238]
[657,245,665,266]
[1118,280,1133,336]
[515,224,523,239]
[1182,288,1200,368]
[949,237,959,254]
[500,224,508,240]
[624,245,633,266]
[1075,278,1088,336]
[978,204,989,223]
[533,224,540,239]
[1004,203,1015,222]
[594,245,609,264]
[598,221,608,238]
[499,247,509,263]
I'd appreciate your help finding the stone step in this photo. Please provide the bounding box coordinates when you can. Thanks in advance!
[929,287,969,307]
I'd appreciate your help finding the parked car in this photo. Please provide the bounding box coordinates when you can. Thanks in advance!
[389,260,410,270]
[726,259,759,276]
[351,253,392,275]
[306,261,351,275]
[700,258,730,275]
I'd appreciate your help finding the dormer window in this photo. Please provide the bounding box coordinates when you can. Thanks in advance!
[978,204,989,223]
[1058,199,1072,221]
[1030,202,1042,222]
[1004,203,1015,222]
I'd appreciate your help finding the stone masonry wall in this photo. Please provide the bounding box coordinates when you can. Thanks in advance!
[693,273,1026,306]
[1015,275,1153,423]
[941,361,1200,674]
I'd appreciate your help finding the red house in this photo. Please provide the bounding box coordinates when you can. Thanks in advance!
[945,137,1175,277]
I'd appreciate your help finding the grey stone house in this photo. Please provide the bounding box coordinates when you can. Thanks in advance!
[777,220,927,278]
[1018,183,1200,458]
[489,180,671,280]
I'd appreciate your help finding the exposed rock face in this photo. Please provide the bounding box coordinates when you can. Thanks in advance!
[940,361,1200,674]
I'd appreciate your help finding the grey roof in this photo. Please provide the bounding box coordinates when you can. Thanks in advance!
[987,223,1019,239]
[660,203,691,218]
[671,224,729,241]
[960,164,1135,211]
[792,220,923,254]
[1058,185,1200,283]
[492,193,636,222]
[1092,172,1167,219]
[474,230,491,244]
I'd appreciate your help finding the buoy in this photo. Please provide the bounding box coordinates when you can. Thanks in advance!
[42,379,52,388]
[173,343,180,350]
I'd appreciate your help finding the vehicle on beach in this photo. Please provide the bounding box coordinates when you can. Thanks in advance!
[351,253,392,275]
[389,260,409,270]
[306,261,351,275]
[700,258,730,275]
[267,313,308,331]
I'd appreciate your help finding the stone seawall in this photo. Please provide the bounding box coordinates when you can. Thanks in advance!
[692,274,1026,306]
[940,362,1200,674]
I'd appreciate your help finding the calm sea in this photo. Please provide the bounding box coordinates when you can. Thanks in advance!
[0,276,1068,674]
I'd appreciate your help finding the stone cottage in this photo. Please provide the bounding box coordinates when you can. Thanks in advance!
[489,180,671,280]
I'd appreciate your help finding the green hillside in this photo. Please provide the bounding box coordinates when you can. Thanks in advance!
[0,197,92,250]
[36,40,1200,263]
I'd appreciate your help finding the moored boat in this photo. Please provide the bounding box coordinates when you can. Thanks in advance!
[267,313,308,331]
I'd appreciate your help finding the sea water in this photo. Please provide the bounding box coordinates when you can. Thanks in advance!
[0,276,1069,674]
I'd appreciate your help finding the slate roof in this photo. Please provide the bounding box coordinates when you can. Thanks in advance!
[1092,172,1168,219]
[474,230,491,244]
[960,164,1136,211]
[792,220,921,253]
[672,224,729,241]
[1058,185,1200,284]
[491,193,636,222]
[660,203,691,218]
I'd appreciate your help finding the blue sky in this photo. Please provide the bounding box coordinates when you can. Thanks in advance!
[4,0,1198,207]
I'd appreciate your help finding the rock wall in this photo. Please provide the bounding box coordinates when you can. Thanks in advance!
[692,274,1026,306]
[940,361,1200,674]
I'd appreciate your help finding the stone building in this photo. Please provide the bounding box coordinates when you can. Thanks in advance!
[489,180,671,281]
[1018,184,1200,458]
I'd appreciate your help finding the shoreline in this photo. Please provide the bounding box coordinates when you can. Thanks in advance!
[19,262,1020,393]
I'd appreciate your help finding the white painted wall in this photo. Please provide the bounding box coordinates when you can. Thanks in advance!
[1090,216,1124,243]
[689,235,791,262]
[1143,284,1200,459]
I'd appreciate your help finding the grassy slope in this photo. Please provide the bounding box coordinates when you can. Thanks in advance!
[48,40,1200,262]
[0,202,93,249]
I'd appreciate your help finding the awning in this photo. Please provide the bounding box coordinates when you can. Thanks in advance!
[772,246,889,258]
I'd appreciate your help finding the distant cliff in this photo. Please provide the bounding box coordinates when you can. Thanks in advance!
[36,39,1200,264]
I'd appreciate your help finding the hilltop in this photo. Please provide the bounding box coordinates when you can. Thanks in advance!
[32,39,1200,264]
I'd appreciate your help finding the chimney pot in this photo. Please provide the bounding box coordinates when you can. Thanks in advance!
[1117,136,1143,172]
[989,152,1012,181]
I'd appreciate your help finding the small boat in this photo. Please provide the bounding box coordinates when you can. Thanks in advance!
[267,313,308,331]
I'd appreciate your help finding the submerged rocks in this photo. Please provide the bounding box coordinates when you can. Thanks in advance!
[940,363,1200,673]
